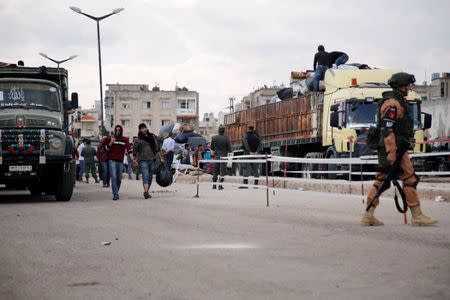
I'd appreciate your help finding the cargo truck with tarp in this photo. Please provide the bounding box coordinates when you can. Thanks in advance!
[224,68,432,177]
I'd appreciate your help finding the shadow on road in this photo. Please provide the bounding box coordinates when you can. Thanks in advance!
[0,190,56,204]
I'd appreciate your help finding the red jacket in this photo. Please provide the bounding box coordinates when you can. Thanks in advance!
[97,137,109,162]
[105,126,131,161]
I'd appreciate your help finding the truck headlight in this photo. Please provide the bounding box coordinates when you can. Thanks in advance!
[50,137,62,149]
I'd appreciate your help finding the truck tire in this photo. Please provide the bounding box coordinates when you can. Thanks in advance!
[55,162,75,202]
[325,148,337,180]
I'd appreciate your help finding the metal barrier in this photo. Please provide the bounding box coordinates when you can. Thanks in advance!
[191,150,450,207]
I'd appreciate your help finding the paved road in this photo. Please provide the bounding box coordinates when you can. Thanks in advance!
[0,179,449,300]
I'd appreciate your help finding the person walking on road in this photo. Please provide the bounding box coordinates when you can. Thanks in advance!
[162,132,175,170]
[361,72,438,226]
[81,139,99,184]
[77,138,87,182]
[211,125,231,190]
[97,137,110,187]
[105,125,131,200]
[240,123,262,189]
[132,123,162,199]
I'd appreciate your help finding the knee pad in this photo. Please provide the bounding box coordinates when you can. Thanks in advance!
[403,173,419,189]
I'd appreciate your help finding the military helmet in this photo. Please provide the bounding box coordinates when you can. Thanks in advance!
[388,72,416,88]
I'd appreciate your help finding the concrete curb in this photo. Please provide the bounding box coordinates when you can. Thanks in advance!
[174,174,450,202]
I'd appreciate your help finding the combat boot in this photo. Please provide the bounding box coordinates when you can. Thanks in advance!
[410,206,438,226]
[361,206,384,226]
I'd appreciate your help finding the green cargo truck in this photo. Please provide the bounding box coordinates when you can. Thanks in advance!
[0,63,79,200]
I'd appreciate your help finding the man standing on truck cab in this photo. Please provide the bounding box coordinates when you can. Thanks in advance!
[240,123,262,188]
[311,45,331,92]
[361,72,437,226]
[105,125,131,200]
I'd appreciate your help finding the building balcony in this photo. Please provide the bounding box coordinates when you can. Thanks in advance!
[176,108,197,116]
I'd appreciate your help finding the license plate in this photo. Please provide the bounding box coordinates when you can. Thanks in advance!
[9,165,32,172]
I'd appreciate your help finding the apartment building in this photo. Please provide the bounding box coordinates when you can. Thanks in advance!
[104,84,199,138]
[412,72,450,139]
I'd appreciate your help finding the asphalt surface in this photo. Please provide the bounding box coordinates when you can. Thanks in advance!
[0,179,449,300]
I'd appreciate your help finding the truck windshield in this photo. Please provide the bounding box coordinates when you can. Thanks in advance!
[0,82,61,111]
[346,101,378,128]
[346,100,420,129]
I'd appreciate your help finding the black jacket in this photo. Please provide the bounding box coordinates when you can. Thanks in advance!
[313,51,331,71]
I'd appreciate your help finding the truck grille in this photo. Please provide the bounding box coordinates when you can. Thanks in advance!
[0,129,52,154]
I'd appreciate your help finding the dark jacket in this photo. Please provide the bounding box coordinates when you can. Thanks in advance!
[97,137,109,162]
[133,133,159,161]
[313,51,331,71]
[211,134,231,159]
[242,131,262,154]
[329,51,346,67]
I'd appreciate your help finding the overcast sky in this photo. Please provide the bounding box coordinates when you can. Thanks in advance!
[2,0,449,116]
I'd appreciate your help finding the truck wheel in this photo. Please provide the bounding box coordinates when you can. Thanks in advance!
[326,148,338,180]
[55,163,74,202]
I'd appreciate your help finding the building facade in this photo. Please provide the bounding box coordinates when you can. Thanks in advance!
[240,86,281,110]
[198,112,219,143]
[412,73,450,139]
[104,84,199,138]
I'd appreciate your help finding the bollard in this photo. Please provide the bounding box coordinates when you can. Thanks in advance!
[194,166,200,198]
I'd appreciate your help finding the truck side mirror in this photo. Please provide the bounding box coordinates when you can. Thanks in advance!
[330,111,340,128]
[422,112,432,130]
[71,92,79,109]
[330,104,339,112]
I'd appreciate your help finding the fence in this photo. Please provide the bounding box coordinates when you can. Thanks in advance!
[191,151,450,208]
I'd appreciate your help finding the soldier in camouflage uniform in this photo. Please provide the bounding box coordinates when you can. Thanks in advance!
[362,72,437,226]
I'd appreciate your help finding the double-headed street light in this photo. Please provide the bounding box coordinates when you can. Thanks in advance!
[39,52,78,87]
[69,6,125,135]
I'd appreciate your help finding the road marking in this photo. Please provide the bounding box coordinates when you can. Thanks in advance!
[176,243,260,250]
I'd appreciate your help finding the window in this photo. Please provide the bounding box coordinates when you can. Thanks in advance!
[142,119,151,127]
[142,100,151,109]
[161,100,170,110]
[121,120,130,127]
[121,101,130,109]
[177,99,196,110]
[161,120,172,126]
[110,115,114,128]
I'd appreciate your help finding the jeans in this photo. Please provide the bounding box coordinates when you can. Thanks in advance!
[78,160,85,181]
[140,160,155,185]
[312,65,328,92]
[108,160,124,198]
[165,152,174,169]
[124,163,132,179]
[335,54,349,66]
[101,161,110,185]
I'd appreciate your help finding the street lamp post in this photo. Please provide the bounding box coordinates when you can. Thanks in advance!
[69,6,124,135]
[38,52,77,90]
